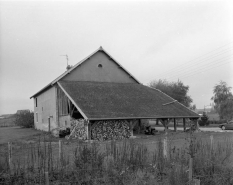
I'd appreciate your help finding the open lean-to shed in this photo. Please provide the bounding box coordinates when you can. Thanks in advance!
[30,46,199,140]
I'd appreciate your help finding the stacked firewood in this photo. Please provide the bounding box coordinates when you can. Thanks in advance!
[69,118,87,140]
[91,120,131,141]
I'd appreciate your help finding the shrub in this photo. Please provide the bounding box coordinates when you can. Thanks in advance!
[198,120,205,126]
[14,111,34,128]
[198,119,210,126]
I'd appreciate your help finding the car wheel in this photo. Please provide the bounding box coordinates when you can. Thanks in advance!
[221,126,226,130]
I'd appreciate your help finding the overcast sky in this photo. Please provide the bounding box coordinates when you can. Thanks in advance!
[0,0,233,115]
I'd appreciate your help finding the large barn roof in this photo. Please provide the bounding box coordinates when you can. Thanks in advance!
[30,46,140,99]
[58,81,199,120]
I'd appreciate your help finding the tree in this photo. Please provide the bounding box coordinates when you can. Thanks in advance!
[211,81,233,120]
[14,111,34,128]
[149,79,193,107]
[219,97,233,120]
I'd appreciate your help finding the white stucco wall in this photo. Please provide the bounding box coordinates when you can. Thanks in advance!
[33,86,57,131]
[59,115,71,128]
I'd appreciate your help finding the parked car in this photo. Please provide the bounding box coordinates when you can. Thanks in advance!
[219,121,233,130]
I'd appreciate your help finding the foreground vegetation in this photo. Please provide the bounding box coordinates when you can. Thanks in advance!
[0,132,233,185]
[14,112,34,128]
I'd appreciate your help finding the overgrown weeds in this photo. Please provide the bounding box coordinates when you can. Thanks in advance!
[0,134,233,184]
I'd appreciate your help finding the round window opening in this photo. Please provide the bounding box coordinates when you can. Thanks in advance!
[98,64,103,68]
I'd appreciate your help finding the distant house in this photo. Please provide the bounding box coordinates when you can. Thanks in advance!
[30,47,199,139]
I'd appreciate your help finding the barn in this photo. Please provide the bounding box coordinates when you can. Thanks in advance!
[30,47,199,140]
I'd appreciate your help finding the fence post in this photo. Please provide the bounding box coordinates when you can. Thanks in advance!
[163,137,167,158]
[45,171,49,185]
[59,140,62,162]
[8,142,12,169]
[189,157,193,184]
[210,135,214,150]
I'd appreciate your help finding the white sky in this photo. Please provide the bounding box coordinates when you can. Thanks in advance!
[0,0,233,114]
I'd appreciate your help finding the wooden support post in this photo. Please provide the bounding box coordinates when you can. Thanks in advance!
[138,119,141,134]
[45,171,49,185]
[88,121,91,140]
[85,120,89,140]
[48,117,51,132]
[156,119,159,125]
[130,120,133,137]
[174,118,177,132]
[183,118,186,132]
[163,119,168,134]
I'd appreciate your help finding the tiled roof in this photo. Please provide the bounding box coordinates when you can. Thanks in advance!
[59,81,199,120]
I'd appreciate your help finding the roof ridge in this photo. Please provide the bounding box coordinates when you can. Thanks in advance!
[60,80,140,84]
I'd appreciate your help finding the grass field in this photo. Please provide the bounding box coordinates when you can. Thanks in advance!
[0,117,16,127]
[0,127,42,144]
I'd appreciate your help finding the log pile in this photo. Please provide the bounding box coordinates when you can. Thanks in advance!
[91,120,131,141]
[68,118,87,140]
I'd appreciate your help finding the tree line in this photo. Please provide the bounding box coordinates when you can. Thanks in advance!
[149,79,233,121]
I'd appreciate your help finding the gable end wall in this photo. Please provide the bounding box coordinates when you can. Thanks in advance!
[63,51,138,83]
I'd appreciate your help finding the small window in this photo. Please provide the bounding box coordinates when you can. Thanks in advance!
[35,98,37,107]
[98,64,102,68]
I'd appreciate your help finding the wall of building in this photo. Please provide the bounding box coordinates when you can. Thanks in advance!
[59,115,71,128]
[34,86,57,131]
[63,51,138,83]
